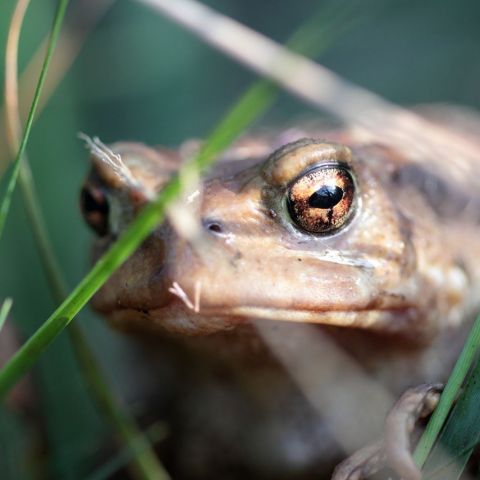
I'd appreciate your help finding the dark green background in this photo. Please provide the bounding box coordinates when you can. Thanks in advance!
[0,0,479,478]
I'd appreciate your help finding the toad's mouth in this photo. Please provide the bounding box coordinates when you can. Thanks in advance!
[103,302,422,337]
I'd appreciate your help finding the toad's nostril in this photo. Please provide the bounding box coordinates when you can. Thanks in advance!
[203,220,224,235]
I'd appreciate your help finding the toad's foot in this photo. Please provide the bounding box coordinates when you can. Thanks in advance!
[331,440,385,480]
[331,383,443,480]
[385,383,443,480]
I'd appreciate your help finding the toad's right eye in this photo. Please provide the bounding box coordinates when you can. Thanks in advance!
[286,165,356,235]
[80,184,110,236]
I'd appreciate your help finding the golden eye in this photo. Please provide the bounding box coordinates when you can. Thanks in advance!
[287,165,355,234]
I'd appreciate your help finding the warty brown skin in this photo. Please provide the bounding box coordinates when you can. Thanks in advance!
[81,124,480,479]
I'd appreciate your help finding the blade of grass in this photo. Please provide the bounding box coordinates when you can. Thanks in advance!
[421,354,480,480]
[0,298,13,333]
[133,0,407,124]
[69,324,170,480]
[136,0,480,198]
[4,0,30,147]
[0,72,276,400]
[413,313,480,469]
[4,0,67,298]
[86,422,168,480]
[0,0,359,399]
[0,0,68,239]
[4,1,170,478]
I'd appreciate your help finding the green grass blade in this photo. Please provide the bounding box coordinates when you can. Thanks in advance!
[421,354,480,479]
[0,298,13,333]
[18,163,68,299]
[414,313,480,469]
[0,0,69,239]
[86,422,168,480]
[18,161,170,479]
[0,0,360,399]
[69,324,170,480]
[0,104,262,398]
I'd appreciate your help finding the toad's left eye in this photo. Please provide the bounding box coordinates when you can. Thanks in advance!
[287,166,355,234]
[80,183,110,236]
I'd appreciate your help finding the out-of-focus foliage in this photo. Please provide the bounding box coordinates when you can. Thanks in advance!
[1,0,480,478]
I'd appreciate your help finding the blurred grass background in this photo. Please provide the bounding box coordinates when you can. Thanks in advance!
[1,0,480,478]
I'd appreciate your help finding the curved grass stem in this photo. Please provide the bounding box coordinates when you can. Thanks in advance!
[0,0,68,239]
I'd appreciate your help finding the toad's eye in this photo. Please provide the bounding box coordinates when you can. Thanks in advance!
[287,166,355,234]
[80,184,110,236]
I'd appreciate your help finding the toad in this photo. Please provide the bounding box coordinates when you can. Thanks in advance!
[80,123,480,479]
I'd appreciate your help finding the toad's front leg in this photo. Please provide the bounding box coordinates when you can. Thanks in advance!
[332,383,443,480]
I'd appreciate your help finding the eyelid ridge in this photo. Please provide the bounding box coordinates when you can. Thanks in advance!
[262,139,353,187]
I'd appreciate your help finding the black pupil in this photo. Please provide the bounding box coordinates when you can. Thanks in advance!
[308,185,343,209]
